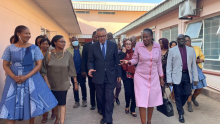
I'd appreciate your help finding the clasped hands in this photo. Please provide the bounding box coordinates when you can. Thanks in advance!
[13,75,28,84]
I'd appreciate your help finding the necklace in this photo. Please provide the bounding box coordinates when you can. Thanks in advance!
[54,49,64,60]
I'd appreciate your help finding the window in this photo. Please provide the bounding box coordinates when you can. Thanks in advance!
[162,26,178,42]
[171,27,178,41]
[203,15,220,71]
[185,21,202,39]
[98,11,115,15]
[41,28,46,35]
[75,11,90,14]
[191,40,203,48]
[162,29,170,41]
[217,26,220,35]
[153,31,156,41]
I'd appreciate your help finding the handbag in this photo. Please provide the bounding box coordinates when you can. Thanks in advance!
[157,86,174,117]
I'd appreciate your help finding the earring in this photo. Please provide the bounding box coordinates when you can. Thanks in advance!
[18,36,23,43]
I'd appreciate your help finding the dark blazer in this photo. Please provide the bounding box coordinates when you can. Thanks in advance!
[118,51,127,80]
[81,41,92,73]
[88,40,122,84]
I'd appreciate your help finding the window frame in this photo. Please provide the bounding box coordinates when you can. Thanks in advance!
[98,11,115,15]
[184,21,203,39]
[161,26,178,42]
[217,25,220,35]
[75,11,90,14]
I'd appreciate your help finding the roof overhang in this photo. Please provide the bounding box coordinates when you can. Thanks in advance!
[114,0,185,37]
[72,1,157,11]
[34,0,81,34]
[69,34,92,38]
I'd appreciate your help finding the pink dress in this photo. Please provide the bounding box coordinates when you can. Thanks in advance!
[130,42,163,108]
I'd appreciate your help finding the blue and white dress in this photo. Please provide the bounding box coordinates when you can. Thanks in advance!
[0,44,57,120]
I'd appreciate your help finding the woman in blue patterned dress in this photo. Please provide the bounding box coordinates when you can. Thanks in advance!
[0,25,58,124]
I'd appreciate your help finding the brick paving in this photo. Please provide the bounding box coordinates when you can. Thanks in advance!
[1,82,220,124]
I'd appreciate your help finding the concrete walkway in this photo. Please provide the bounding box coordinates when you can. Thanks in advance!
[1,83,220,124]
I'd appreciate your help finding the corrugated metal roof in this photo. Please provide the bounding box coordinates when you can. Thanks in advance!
[72,1,157,11]
[69,34,92,38]
[34,0,81,34]
[114,0,186,37]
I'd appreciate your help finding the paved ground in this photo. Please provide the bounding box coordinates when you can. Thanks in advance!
[1,82,220,124]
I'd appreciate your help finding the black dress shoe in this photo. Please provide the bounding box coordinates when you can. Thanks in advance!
[98,109,102,115]
[90,106,96,110]
[179,115,185,123]
[130,112,137,117]
[115,98,120,105]
[100,118,106,124]
[107,123,113,124]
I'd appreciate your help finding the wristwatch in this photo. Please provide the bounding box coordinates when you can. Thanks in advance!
[74,81,78,84]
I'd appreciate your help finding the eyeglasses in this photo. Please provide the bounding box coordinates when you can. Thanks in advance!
[125,43,132,46]
[98,35,106,38]
[59,41,66,44]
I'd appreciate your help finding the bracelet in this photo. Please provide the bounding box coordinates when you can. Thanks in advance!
[74,82,78,84]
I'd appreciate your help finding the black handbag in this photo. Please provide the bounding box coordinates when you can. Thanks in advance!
[157,86,174,117]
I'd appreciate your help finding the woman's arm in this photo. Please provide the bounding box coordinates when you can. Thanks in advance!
[43,75,51,89]
[3,60,20,82]
[19,60,43,83]
[157,46,163,77]
[198,47,205,63]
[129,45,139,65]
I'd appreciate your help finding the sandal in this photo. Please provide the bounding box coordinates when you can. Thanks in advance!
[125,108,129,114]
[51,114,56,120]
[169,94,176,103]
[131,112,137,117]
[41,117,48,123]
[54,119,60,124]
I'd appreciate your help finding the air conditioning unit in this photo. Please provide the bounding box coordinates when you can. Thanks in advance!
[179,0,197,19]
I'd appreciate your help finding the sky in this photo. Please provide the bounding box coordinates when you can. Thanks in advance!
[73,0,164,4]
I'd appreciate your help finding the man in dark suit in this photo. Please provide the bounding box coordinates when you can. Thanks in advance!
[88,28,121,124]
[81,31,101,113]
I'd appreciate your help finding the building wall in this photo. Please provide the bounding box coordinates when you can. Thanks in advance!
[0,0,71,99]
[75,10,146,34]
[122,0,220,42]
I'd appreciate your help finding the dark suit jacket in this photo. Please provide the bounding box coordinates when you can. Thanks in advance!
[88,40,122,84]
[81,41,92,73]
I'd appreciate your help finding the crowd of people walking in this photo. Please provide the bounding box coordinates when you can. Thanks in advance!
[0,25,207,124]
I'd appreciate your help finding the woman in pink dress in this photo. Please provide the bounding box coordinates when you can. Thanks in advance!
[120,28,164,124]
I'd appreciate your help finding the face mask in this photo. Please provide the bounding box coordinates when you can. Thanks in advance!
[72,41,79,46]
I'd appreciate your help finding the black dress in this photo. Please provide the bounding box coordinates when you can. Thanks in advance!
[162,50,168,84]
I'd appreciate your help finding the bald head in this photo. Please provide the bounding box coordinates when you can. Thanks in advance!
[177,34,186,47]
[71,36,78,41]
[107,32,113,40]
[130,36,137,47]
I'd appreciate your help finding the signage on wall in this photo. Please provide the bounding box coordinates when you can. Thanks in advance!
[85,39,93,42]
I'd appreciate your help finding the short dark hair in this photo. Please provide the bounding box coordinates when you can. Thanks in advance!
[143,28,153,35]
[51,35,63,47]
[159,38,169,49]
[184,35,191,39]
[35,35,45,46]
[40,38,51,46]
[10,35,15,44]
[169,41,177,48]
[92,31,97,36]
[14,25,28,44]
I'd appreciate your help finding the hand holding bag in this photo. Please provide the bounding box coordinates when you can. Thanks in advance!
[157,86,174,117]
